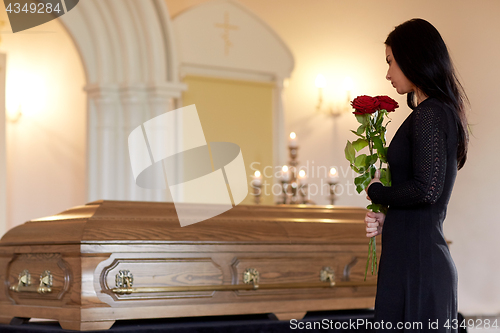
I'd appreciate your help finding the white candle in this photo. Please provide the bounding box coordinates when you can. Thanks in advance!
[288,132,298,148]
[282,165,290,182]
[252,170,262,186]
[328,167,339,182]
[298,169,307,185]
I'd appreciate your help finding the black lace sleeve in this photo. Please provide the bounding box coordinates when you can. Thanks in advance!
[367,103,448,207]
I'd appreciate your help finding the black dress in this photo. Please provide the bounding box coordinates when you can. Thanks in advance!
[367,97,459,332]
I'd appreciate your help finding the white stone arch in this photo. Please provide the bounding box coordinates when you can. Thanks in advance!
[172,0,295,172]
[58,0,185,202]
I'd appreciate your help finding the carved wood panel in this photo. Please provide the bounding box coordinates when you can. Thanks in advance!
[6,253,72,304]
[99,257,223,301]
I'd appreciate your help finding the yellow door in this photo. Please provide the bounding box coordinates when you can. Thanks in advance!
[182,75,274,205]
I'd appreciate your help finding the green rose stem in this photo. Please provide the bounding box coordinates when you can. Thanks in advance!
[346,96,397,280]
[365,111,377,281]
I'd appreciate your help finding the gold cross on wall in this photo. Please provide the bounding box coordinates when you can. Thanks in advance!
[214,12,238,56]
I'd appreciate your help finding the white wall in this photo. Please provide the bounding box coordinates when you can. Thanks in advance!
[166,0,500,315]
[0,3,87,231]
[0,54,6,237]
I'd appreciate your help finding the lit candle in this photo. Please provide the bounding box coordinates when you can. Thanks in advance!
[328,167,339,182]
[252,170,262,186]
[288,132,298,148]
[298,169,307,184]
[282,165,290,182]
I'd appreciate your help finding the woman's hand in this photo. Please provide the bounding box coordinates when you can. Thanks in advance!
[365,169,382,201]
[365,211,385,237]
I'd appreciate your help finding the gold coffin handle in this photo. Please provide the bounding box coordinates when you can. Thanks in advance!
[111,268,377,295]
[10,270,53,294]
[320,266,335,287]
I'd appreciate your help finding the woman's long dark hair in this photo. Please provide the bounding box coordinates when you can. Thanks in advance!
[385,18,469,170]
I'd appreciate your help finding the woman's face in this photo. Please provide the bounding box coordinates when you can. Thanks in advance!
[385,45,415,95]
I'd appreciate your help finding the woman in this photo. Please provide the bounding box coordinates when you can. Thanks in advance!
[365,19,469,332]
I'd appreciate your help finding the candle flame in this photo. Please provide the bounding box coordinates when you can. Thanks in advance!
[282,165,289,172]
[254,170,261,177]
[289,132,296,139]
[329,167,337,176]
[299,170,306,177]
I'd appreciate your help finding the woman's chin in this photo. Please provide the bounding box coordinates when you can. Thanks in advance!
[395,87,407,95]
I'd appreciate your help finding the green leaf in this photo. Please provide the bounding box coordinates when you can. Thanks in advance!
[376,113,384,129]
[354,154,367,169]
[372,136,384,152]
[354,172,371,193]
[355,114,369,126]
[352,138,369,152]
[356,124,367,135]
[381,132,387,146]
[372,136,386,162]
[379,148,388,163]
[350,129,364,138]
[344,141,355,163]
[379,168,389,186]
[350,164,360,174]
[367,203,381,213]
[366,153,378,167]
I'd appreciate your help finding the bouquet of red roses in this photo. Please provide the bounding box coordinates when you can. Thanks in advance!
[344,95,398,280]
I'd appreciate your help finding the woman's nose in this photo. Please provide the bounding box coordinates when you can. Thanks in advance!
[386,71,391,81]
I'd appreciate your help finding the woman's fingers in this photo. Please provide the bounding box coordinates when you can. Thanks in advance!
[365,211,383,237]
[365,215,376,222]
[366,221,379,236]
[366,211,376,217]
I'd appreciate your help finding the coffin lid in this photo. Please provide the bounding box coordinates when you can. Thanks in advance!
[0,200,368,246]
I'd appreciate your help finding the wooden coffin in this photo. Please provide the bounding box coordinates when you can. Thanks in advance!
[0,200,379,331]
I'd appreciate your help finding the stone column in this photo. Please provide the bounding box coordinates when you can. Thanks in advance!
[85,82,184,202]
[86,84,120,201]
[121,84,149,201]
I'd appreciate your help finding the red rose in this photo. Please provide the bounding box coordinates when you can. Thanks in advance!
[350,95,380,115]
[375,95,399,112]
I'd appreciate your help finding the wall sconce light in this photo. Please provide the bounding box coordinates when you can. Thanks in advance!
[7,104,22,122]
[315,74,353,117]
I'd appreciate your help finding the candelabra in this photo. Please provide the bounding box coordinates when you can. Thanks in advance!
[252,181,262,204]
[327,180,339,205]
[278,135,315,205]
[299,183,310,204]
[251,171,263,205]
[274,133,341,206]
[287,144,299,204]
